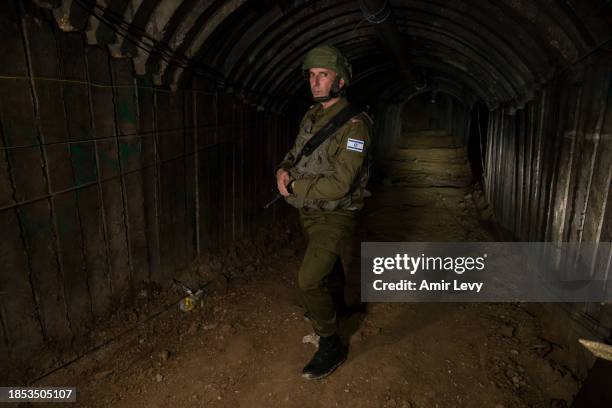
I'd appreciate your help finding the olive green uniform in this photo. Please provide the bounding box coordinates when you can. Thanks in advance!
[275,97,372,337]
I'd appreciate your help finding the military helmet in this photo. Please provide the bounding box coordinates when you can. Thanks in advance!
[302,45,352,86]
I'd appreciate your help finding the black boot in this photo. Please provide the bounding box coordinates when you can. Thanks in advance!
[333,295,351,320]
[301,334,347,380]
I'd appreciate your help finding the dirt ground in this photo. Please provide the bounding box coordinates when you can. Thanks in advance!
[27,130,581,407]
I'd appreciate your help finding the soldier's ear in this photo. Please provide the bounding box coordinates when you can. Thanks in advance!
[338,78,345,89]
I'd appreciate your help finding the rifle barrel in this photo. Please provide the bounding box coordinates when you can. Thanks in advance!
[264,192,282,209]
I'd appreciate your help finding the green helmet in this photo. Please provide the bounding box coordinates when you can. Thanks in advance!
[302,45,352,86]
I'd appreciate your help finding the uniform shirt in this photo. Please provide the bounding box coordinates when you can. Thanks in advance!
[276,97,372,211]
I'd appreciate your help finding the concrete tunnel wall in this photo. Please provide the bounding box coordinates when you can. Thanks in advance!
[1,0,611,382]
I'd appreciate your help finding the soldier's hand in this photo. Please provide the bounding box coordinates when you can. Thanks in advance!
[276,168,292,197]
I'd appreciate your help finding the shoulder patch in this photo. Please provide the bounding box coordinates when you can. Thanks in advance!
[346,138,364,152]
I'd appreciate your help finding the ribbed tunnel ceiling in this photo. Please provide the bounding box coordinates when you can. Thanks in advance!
[37,0,611,111]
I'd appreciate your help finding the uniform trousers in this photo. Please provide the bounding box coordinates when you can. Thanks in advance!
[297,208,357,337]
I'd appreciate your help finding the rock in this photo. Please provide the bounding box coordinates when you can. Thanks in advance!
[512,376,520,384]
[245,264,256,273]
[202,322,218,331]
[302,333,320,347]
[221,324,233,333]
[510,349,519,355]
[155,373,163,382]
[159,350,170,361]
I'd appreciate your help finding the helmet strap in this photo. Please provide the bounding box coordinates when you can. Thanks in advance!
[311,76,345,103]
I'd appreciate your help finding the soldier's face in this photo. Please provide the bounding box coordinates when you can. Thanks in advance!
[308,68,344,98]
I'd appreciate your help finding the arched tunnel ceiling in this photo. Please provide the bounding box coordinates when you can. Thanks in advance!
[38,0,611,111]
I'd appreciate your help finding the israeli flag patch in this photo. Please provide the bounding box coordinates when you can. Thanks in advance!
[346,138,364,153]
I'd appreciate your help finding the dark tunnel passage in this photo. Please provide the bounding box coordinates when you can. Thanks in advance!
[1,0,612,406]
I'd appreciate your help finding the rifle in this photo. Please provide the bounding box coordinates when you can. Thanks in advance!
[264,192,283,209]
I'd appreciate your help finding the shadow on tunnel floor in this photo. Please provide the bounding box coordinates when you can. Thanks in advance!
[571,358,612,407]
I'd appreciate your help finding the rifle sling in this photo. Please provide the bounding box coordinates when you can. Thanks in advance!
[294,104,361,164]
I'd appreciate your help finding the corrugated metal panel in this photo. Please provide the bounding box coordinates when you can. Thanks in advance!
[483,54,612,363]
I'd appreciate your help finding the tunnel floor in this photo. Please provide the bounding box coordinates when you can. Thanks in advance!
[39,130,580,407]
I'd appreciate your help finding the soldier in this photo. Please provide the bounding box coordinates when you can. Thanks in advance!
[274,45,373,379]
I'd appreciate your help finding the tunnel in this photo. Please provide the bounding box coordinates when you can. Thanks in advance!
[1,0,612,406]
